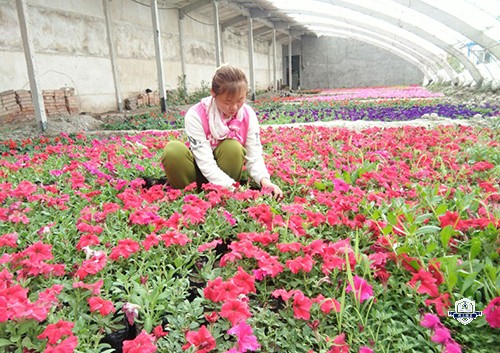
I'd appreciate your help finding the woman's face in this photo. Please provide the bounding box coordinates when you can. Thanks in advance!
[212,89,246,119]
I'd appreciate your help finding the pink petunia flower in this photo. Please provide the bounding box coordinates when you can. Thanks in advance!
[358,347,374,353]
[484,297,500,328]
[420,313,441,329]
[346,276,374,303]
[227,321,260,352]
[431,326,451,344]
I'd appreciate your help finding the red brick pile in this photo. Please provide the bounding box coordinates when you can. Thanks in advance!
[0,88,80,125]
[125,91,160,110]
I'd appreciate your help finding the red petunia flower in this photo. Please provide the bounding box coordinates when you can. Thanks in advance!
[88,296,115,316]
[38,320,75,345]
[328,333,349,353]
[109,239,140,261]
[42,335,78,353]
[286,254,315,274]
[123,331,157,353]
[232,267,256,295]
[408,269,439,298]
[0,232,18,248]
[72,279,103,295]
[182,325,216,353]
[424,293,450,317]
[293,291,312,320]
[220,298,252,326]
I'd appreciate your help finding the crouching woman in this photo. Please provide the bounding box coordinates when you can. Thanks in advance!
[160,64,283,199]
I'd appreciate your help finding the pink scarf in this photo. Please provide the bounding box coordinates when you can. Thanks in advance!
[202,96,244,143]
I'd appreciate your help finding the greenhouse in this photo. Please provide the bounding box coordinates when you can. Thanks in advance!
[0,1,499,353]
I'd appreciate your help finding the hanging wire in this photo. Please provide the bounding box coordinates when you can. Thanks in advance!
[184,12,214,26]
[130,0,177,10]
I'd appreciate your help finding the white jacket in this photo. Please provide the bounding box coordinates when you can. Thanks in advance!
[184,98,271,188]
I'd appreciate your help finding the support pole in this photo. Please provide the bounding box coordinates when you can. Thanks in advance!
[178,9,187,93]
[272,28,277,91]
[248,17,256,101]
[288,35,292,90]
[16,0,47,132]
[103,0,123,112]
[151,0,167,112]
[213,0,222,67]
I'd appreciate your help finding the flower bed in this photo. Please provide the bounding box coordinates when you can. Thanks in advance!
[100,85,499,131]
[286,85,445,102]
[0,121,499,352]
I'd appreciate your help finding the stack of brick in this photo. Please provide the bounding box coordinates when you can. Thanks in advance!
[42,90,58,116]
[63,87,79,114]
[147,91,160,106]
[125,98,138,110]
[54,90,68,115]
[0,88,80,126]
[0,90,21,124]
[16,90,34,116]
[133,91,160,110]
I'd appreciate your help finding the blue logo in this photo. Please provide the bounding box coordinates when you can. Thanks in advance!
[448,298,482,325]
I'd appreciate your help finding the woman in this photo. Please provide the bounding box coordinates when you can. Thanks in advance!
[161,65,283,199]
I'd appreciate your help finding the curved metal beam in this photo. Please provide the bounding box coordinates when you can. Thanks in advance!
[279,9,457,82]
[314,0,485,85]
[393,0,500,61]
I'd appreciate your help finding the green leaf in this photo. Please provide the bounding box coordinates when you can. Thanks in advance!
[440,225,454,248]
[435,203,448,216]
[415,225,440,236]
[426,242,437,254]
[396,246,413,255]
[461,272,478,294]
[470,237,481,260]
[313,181,326,191]
[0,339,14,348]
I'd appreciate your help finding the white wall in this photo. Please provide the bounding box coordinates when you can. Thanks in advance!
[0,0,283,113]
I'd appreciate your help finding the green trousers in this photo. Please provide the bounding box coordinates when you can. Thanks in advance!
[161,139,246,189]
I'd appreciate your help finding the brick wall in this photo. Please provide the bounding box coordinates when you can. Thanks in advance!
[0,88,80,125]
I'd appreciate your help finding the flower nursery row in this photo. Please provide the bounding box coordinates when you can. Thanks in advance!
[0,120,499,352]
[101,96,499,132]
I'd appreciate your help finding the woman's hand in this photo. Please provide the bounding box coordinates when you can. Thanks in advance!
[260,178,283,200]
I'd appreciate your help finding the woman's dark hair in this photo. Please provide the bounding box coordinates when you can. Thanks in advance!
[212,65,248,97]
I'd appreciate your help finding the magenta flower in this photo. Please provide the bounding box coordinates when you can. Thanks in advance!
[346,276,374,303]
[420,313,441,329]
[227,321,261,352]
[443,341,462,353]
[431,326,451,344]
[484,297,500,328]
[359,347,374,353]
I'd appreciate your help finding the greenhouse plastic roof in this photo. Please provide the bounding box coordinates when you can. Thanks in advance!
[160,0,499,87]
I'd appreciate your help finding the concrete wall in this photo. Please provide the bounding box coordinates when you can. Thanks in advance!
[291,35,424,89]
[0,0,282,114]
